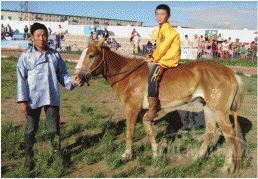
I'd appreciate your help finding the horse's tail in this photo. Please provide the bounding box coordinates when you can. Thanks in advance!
[231,74,244,113]
[231,74,247,166]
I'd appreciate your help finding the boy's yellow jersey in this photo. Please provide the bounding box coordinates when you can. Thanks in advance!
[151,22,180,68]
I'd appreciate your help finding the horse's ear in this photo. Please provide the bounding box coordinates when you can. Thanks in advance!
[97,38,105,50]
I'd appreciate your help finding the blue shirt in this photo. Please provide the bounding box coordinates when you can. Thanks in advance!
[17,46,75,109]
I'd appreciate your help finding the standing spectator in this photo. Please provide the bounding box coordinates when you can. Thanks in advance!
[90,32,94,40]
[55,24,64,50]
[93,28,98,40]
[211,39,218,58]
[133,32,140,54]
[217,33,223,43]
[204,34,209,42]
[191,34,198,48]
[1,24,5,39]
[183,35,191,48]
[130,28,137,43]
[48,27,52,36]
[16,22,78,173]
[103,28,109,41]
[223,40,230,58]
[5,24,13,38]
[197,35,204,59]
[228,37,232,49]
[233,38,241,57]
[250,41,257,60]
[217,41,223,58]
[146,41,153,54]
[240,45,247,59]
[23,25,29,40]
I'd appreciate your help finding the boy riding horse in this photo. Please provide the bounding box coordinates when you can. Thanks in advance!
[144,4,180,122]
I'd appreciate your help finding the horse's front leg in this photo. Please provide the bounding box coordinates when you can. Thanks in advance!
[143,119,158,159]
[121,106,141,161]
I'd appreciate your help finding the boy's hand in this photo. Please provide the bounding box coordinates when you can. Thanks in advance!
[143,57,153,63]
[19,102,29,115]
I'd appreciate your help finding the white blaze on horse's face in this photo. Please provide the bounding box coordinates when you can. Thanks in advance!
[75,47,88,71]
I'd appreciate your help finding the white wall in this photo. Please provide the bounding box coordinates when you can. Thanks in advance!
[2,20,257,43]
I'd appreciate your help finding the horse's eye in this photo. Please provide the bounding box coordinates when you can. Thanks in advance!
[89,54,94,58]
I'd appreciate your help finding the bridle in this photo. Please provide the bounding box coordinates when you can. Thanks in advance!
[76,47,145,86]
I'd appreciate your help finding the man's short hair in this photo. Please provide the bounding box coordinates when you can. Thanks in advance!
[156,4,171,16]
[30,23,48,35]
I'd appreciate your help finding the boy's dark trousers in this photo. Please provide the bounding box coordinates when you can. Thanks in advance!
[144,64,166,122]
[24,105,61,171]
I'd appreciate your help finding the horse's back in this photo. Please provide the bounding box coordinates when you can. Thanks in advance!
[159,61,238,110]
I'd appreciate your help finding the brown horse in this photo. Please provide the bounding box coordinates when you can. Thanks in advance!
[72,39,246,175]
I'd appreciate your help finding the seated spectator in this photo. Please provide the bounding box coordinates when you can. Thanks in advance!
[107,38,112,47]
[240,45,247,59]
[111,38,119,50]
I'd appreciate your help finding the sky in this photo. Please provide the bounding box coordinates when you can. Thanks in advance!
[1,1,257,30]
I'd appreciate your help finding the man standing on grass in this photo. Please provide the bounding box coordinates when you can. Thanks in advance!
[16,22,80,173]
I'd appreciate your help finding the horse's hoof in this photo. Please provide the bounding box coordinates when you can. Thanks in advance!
[193,150,205,161]
[121,152,132,162]
[221,162,235,175]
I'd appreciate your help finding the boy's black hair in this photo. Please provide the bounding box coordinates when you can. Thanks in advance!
[30,22,48,35]
[156,4,171,16]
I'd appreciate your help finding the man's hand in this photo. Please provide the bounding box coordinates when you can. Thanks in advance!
[19,102,29,115]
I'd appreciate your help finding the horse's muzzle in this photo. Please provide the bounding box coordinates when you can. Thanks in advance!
[72,73,91,87]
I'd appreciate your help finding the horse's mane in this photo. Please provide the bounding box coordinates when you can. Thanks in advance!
[87,40,144,62]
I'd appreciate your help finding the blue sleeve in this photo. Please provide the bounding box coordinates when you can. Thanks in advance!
[16,54,29,102]
[56,53,75,90]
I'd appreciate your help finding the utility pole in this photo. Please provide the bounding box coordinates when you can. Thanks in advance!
[20,1,28,21]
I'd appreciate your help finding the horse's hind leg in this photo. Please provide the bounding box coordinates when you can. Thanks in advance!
[216,110,237,175]
[194,106,217,160]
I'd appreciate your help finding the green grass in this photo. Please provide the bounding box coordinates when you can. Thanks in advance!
[1,56,257,178]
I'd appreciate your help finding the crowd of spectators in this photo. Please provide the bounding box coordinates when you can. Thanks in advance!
[1,24,13,40]
[182,33,257,60]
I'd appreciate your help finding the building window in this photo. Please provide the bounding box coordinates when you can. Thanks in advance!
[8,16,12,20]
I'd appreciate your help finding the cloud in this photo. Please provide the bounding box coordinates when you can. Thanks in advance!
[173,6,257,30]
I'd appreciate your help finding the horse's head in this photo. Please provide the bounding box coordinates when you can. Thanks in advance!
[72,38,105,86]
